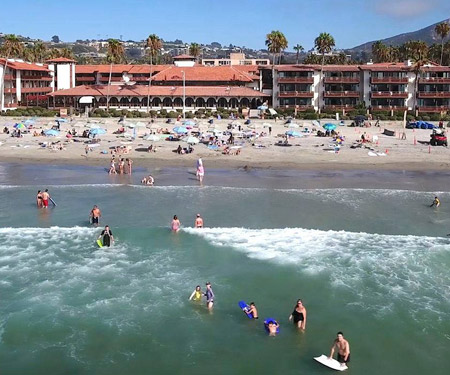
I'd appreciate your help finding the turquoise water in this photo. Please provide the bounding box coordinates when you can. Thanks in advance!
[0,164,449,374]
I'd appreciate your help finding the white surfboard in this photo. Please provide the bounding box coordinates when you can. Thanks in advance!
[314,354,348,371]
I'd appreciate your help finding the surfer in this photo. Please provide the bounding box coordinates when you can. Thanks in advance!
[204,282,214,309]
[288,299,307,330]
[267,320,279,336]
[171,215,181,232]
[41,189,50,208]
[430,196,440,207]
[329,332,350,367]
[195,214,204,228]
[90,205,102,226]
[248,302,258,319]
[189,285,203,301]
[36,190,43,208]
[98,225,114,247]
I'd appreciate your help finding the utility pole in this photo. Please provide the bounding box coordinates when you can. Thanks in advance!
[182,70,186,119]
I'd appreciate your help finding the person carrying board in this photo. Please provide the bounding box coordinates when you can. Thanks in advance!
[329,332,350,367]
[98,225,114,247]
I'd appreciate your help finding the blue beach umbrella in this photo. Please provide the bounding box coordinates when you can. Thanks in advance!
[44,129,60,136]
[173,126,188,134]
[24,119,35,125]
[257,105,268,111]
[286,130,302,137]
[183,120,196,126]
[89,128,107,135]
[323,123,337,131]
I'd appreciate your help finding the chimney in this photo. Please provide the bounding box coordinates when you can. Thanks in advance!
[366,59,373,65]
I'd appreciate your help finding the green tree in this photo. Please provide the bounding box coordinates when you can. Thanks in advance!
[435,22,450,65]
[372,41,389,62]
[293,44,304,64]
[51,35,60,43]
[314,32,335,113]
[265,30,288,66]
[411,49,429,113]
[146,34,163,65]
[32,40,47,62]
[106,39,125,64]
[1,34,24,58]
[189,43,201,60]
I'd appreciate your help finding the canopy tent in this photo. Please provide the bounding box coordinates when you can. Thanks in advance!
[79,96,94,104]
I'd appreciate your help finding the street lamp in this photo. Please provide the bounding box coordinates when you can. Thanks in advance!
[182,70,186,119]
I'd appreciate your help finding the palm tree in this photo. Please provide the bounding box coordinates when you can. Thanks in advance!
[0,34,23,110]
[146,34,162,65]
[293,44,304,64]
[411,46,429,113]
[106,39,125,64]
[265,30,288,66]
[314,32,335,113]
[189,43,201,61]
[32,40,47,62]
[435,22,450,65]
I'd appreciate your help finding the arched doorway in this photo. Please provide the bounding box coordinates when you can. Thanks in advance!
[185,97,194,107]
[98,97,107,107]
[152,97,161,107]
[217,97,228,108]
[250,98,257,108]
[256,99,263,107]
[229,98,238,108]
[195,98,205,108]
[120,97,130,107]
[130,97,140,107]
[240,98,250,107]
[109,97,119,107]
[173,97,183,107]
[206,98,216,108]
[162,97,172,107]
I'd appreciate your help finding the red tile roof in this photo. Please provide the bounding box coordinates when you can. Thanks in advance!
[46,57,76,63]
[274,65,318,72]
[0,58,50,72]
[150,65,256,82]
[322,65,360,72]
[75,64,167,74]
[48,84,268,98]
[173,54,195,59]
[359,63,411,71]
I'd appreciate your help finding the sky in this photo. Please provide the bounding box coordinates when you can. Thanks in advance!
[1,0,449,51]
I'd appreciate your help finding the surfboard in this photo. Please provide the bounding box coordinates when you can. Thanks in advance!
[238,301,253,319]
[96,239,103,248]
[314,355,348,371]
[49,197,57,206]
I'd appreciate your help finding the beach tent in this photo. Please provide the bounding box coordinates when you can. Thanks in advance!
[145,134,161,142]
[312,120,321,127]
[183,136,200,145]
[89,128,107,135]
[173,126,188,134]
[323,123,337,131]
[44,129,60,136]
[183,120,196,126]
[286,130,302,137]
[288,123,300,128]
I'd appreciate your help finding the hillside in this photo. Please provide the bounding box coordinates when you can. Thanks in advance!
[349,18,450,54]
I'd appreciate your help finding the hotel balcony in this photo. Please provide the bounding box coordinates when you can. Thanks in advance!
[371,105,407,111]
[371,91,408,98]
[76,76,96,82]
[21,87,52,93]
[324,77,359,84]
[4,103,18,108]
[371,77,408,84]
[21,75,52,81]
[278,91,314,98]
[419,77,450,84]
[324,91,360,98]
[4,87,16,93]
[131,76,150,82]
[418,106,449,112]
[417,92,450,98]
[280,105,314,111]
[278,77,314,84]
[323,104,356,110]
[3,74,15,80]
[99,76,123,82]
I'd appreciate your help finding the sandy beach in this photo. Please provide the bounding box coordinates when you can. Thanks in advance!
[0,116,449,171]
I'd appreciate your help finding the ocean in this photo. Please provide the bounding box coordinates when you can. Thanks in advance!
[0,163,449,375]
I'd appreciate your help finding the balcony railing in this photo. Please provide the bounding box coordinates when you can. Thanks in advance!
[278,91,314,98]
[418,106,449,112]
[324,77,359,83]
[4,103,18,108]
[21,75,52,81]
[371,105,407,111]
[99,76,123,82]
[4,87,16,93]
[419,77,450,84]
[280,105,314,111]
[371,77,408,84]
[371,91,408,98]
[278,76,314,83]
[324,91,360,98]
[3,74,15,80]
[76,76,96,82]
[21,87,52,93]
[417,91,450,98]
[323,105,356,110]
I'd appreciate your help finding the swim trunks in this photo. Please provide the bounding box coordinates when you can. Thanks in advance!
[43,199,49,207]
[337,353,350,364]
[92,217,99,224]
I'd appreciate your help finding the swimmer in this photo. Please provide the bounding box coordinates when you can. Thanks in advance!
[430,196,440,207]
[36,190,43,208]
[267,320,279,336]
[288,299,307,330]
[41,189,50,208]
[329,332,351,367]
[204,282,214,309]
[195,214,204,228]
[98,225,114,247]
[171,215,181,232]
[141,175,154,186]
[189,285,203,301]
[248,302,258,319]
[90,205,102,226]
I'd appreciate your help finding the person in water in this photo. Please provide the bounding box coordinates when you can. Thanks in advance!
[288,299,307,330]
[196,158,204,184]
[36,190,43,208]
[195,214,204,228]
[90,205,102,226]
[430,196,441,207]
[41,189,51,208]
[171,215,181,232]
[247,302,258,319]
[189,285,203,301]
[98,225,114,247]
[204,282,214,309]
[267,320,279,336]
[330,332,350,366]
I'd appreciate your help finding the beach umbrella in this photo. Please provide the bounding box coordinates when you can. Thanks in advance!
[312,120,321,127]
[55,118,68,123]
[323,123,337,131]
[89,128,107,135]
[183,120,196,126]
[145,134,161,142]
[24,119,35,125]
[183,136,200,145]
[44,129,60,136]
[288,123,300,128]
[173,126,188,134]
[257,105,268,111]
[286,130,302,137]
[14,123,27,130]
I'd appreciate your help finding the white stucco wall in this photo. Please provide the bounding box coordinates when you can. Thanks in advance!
[313,71,321,111]
[363,71,371,108]
[406,71,416,110]
[57,64,71,90]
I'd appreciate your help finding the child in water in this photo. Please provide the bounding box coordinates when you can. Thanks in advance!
[189,286,203,301]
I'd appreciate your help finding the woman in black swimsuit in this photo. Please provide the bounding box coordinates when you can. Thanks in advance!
[288,299,307,330]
